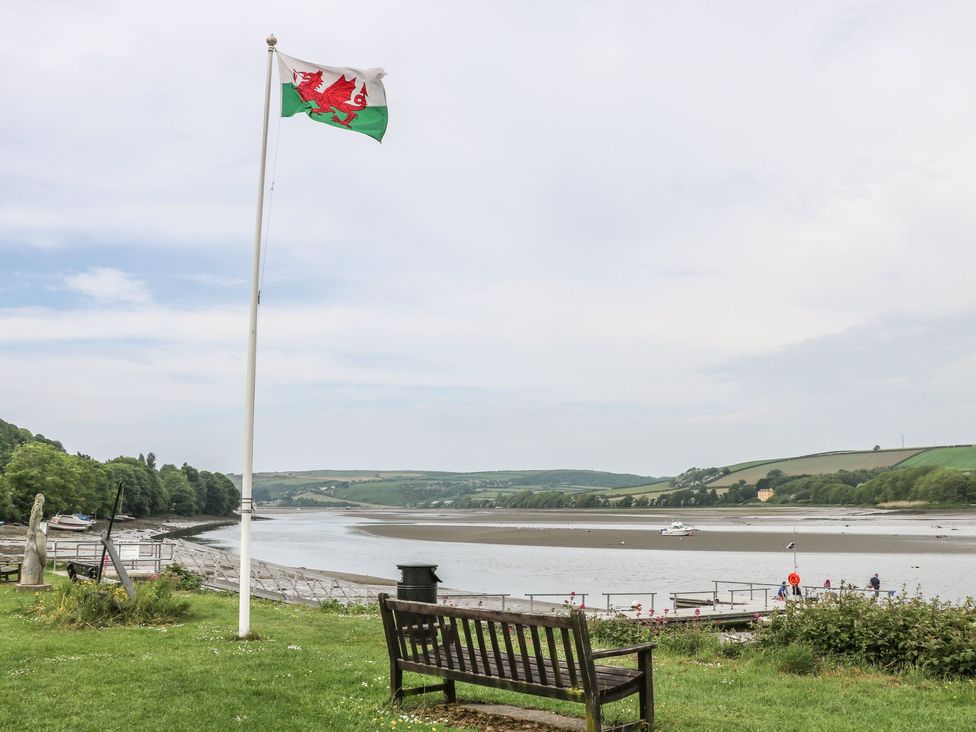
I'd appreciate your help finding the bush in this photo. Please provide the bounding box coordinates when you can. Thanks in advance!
[33,578,192,628]
[160,563,202,591]
[655,622,722,657]
[320,599,378,616]
[589,616,722,658]
[754,588,976,677]
[589,616,654,647]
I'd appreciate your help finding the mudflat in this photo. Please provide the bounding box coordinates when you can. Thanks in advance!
[351,508,976,554]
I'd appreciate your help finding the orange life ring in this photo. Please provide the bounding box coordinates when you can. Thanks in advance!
[788,572,801,586]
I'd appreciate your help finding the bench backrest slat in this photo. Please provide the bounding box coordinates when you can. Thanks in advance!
[435,618,450,667]
[487,620,505,679]
[545,626,563,686]
[474,619,492,674]
[530,626,547,685]
[560,626,578,687]
[461,618,477,674]
[515,624,533,683]
[448,617,466,671]
[501,622,519,680]
[418,620,434,665]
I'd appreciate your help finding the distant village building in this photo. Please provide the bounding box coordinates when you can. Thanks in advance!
[757,488,776,502]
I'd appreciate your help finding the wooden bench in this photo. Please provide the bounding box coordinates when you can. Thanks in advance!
[378,593,655,732]
[0,563,21,583]
[66,562,98,582]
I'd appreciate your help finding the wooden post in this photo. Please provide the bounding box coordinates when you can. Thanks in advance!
[100,536,137,600]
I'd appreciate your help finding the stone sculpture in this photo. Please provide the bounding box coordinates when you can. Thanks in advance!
[17,493,49,590]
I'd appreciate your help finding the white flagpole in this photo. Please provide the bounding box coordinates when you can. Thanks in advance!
[239,33,277,638]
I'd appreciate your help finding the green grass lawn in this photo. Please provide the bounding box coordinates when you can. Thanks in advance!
[2,580,974,731]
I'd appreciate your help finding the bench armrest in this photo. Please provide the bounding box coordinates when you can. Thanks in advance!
[591,642,657,660]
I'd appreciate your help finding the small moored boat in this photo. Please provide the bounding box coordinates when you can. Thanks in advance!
[660,521,696,536]
[48,514,94,532]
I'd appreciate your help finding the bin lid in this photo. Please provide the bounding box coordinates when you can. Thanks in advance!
[396,563,439,569]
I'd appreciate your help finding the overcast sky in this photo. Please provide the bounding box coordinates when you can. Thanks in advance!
[2,2,974,476]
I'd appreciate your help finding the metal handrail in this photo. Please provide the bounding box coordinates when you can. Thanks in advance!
[670,590,720,611]
[47,540,174,574]
[525,593,588,613]
[729,587,769,609]
[440,592,511,610]
[602,592,656,612]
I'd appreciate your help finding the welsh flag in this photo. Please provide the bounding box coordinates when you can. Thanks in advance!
[277,51,388,142]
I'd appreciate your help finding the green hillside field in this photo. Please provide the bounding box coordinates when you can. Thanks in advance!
[898,446,976,470]
[708,448,926,487]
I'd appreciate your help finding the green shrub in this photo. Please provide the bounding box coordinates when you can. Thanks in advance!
[33,578,192,628]
[159,563,202,591]
[655,622,722,658]
[320,599,379,616]
[589,616,654,647]
[589,616,722,658]
[754,589,976,677]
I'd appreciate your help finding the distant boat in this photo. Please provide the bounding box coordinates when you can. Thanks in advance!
[112,514,136,522]
[660,521,696,536]
[48,514,94,532]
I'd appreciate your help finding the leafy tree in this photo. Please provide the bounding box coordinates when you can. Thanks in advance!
[160,464,198,514]
[0,442,77,518]
[181,464,207,513]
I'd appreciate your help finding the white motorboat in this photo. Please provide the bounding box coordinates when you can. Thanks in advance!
[47,514,94,532]
[660,521,695,536]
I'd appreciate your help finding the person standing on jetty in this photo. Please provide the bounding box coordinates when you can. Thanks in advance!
[870,573,881,598]
[777,581,788,601]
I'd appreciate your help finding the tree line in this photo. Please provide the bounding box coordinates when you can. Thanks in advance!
[0,418,239,522]
[439,465,975,510]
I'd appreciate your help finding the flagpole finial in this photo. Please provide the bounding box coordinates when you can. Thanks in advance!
[267,34,277,48]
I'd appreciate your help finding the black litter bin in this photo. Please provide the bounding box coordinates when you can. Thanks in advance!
[396,563,442,604]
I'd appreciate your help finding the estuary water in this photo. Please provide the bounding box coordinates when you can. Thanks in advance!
[195,509,976,606]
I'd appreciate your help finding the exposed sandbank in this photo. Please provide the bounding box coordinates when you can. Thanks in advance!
[355,522,976,554]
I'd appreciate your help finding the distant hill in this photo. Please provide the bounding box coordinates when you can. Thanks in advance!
[230,468,661,508]
[236,445,976,508]
[708,445,976,487]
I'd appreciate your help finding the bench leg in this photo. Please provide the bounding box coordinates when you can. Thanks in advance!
[638,650,654,730]
[585,699,602,732]
[390,664,404,705]
[444,679,456,703]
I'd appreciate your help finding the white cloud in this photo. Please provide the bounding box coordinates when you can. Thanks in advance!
[63,268,150,304]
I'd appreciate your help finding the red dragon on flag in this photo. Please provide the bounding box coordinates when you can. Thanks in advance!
[292,69,368,127]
